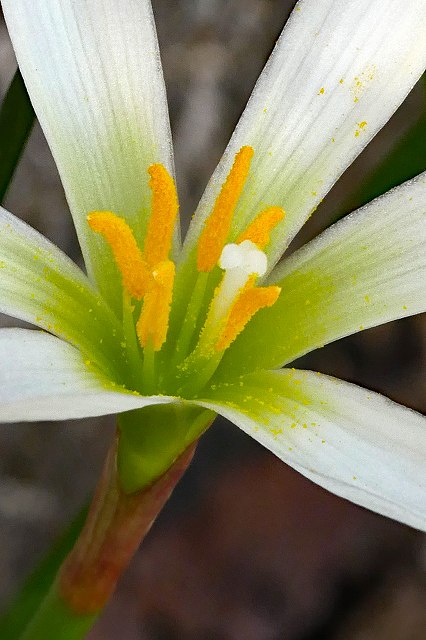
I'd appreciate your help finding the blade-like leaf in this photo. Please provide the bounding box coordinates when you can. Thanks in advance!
[0,69,34,202]
[0,506,87,638]
[333,75,426,222]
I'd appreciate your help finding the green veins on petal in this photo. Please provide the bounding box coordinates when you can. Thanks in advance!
[0,208,126,381]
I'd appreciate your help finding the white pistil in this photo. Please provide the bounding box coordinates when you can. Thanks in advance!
[200,240,267,347]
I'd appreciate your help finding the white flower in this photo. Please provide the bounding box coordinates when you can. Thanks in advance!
[1,0,425,529]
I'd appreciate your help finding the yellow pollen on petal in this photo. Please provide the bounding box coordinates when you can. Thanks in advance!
[215,280,281,351]
[236,206,285,249]
[136,260,175,351]
[197,146,254,272]
[144,164,179,266]
[87,211,151,299]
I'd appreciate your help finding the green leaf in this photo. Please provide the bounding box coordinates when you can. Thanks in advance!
[0,506,87,639]
[333,75,426,222]
[0,69,35,203]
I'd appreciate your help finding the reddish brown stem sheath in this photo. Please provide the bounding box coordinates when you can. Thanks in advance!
[59,436,195,615]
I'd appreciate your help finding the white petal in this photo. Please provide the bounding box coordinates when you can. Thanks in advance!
[0,206,123,376]
[184,0,426,269]
[2,0,174,310]
[0,329,175,423]
[220,173,426,375]
[196,369,426,531]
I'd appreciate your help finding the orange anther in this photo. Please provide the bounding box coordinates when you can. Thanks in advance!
[197,146,254,272]
[144,164,179,266]
[136,260,175,351]
[87,211,151,299]
[215,281,281,351]
[236,206,285,249]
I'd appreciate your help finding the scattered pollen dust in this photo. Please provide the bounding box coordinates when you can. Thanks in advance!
[355,120,367,137]
[350,65,376,102]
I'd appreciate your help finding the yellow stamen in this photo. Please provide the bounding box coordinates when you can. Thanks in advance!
[136,260,175,351]
[197,146,254,272]
[144,164,179,266]
[236,206,285,249]
[215,280,281,351]
[88,211,151,299]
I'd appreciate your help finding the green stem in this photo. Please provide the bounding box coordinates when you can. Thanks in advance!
[18,435,196,640]
[19,584,95,640]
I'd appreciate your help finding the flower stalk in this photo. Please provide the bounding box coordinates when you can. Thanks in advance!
[19,434,196,639]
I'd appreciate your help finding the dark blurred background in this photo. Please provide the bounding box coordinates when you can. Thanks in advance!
[0,1,425,638]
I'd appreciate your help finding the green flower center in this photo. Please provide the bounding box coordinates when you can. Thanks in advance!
[87,147,283,397]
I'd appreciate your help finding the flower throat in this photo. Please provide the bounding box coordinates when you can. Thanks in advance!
[87,147,283,392]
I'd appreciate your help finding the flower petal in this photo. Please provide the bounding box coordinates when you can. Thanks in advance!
[220,173,426,376]
[0,329,175,423]
[2,0,175,310]
[0,206,123,377]
[184,0,426,268]
[196,369,426,531]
